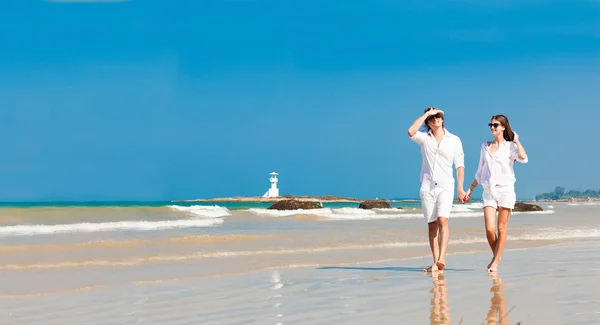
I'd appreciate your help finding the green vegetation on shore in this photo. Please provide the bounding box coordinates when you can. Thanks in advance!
[536,186,600,201]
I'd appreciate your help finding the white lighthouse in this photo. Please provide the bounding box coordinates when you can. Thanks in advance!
[262,172,279,198]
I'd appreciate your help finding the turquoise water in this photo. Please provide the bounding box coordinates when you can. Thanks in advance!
[0,200,423,210]
[0,201,174,208]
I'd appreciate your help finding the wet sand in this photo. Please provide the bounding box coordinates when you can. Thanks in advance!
[1,242,599,324]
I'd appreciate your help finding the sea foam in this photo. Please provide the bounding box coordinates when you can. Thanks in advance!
[167,205,231,218]
[511,227,600,241]
[247,207,481,220]
[0,218,224,236]
[0,205,230,237]
[246,205,552,220]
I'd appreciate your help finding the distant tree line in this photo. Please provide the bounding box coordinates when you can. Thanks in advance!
[535,186,600,200]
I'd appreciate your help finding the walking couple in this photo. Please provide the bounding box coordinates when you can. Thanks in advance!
[408,107,528,273]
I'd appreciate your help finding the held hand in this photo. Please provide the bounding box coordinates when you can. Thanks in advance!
[513,131,519,143]
[457,189,466,204]
[464,189,472,203]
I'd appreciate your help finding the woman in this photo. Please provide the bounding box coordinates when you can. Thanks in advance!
[465,115,528,273]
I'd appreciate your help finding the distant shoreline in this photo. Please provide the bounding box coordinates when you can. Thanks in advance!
[535,198,600,203]
[177,196,363,203]
[177,196,359,203]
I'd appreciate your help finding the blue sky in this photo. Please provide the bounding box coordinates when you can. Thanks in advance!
[1,0,599,201]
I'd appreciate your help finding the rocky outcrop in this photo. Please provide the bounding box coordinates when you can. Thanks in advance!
[268,199,322,210]
[359,200,392,209]
[513,202,543,212]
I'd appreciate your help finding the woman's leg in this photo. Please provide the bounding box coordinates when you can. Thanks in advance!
[483,206,498,252]
[488,207,511,272]
[483,206,498,268]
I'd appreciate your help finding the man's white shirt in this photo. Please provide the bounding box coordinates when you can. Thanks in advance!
[411,129,465,191]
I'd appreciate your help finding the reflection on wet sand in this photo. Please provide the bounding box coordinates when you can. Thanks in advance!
[430,272,451,325]
[486,275,510,325]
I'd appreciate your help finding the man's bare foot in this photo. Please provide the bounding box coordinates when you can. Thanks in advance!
[436,261,446,271]
[424,264,439,273]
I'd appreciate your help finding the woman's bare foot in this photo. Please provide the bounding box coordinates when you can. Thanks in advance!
[436,261,446,271]
[424,263,439,273]
[487,263,498,273]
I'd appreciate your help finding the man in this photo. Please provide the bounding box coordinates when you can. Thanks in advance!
[408,107,465,272]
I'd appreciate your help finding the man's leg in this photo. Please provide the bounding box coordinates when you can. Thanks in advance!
[436,217,449,270]
[434,189,453,271]
[421,189,439,272]
[425,220,440,272]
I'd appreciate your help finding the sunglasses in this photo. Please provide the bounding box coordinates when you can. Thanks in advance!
[427,113,443,121]
[488,123,502,129]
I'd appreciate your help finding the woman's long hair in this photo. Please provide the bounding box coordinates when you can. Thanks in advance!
[491,114,515,141]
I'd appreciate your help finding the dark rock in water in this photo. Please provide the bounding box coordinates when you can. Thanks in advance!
[268,200,322,210]
[359,200,392,209]
[513,202,543,212]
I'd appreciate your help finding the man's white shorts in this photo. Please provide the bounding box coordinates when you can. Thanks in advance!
[420,187,454,223]
[482,185,516,209]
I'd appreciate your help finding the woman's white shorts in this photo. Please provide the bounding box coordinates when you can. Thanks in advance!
[482,185,516,209]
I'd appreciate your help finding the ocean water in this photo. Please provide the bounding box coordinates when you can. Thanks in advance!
[0,199,422,210]
[0,200,595,278]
